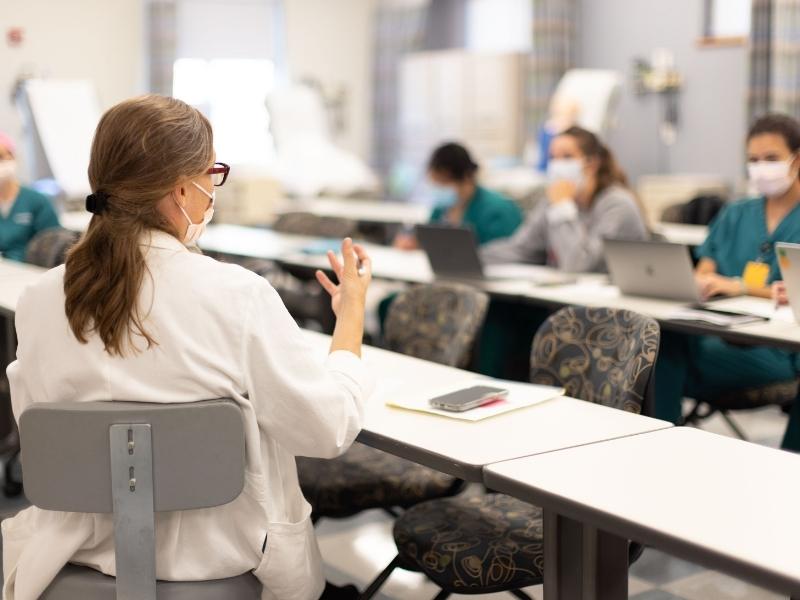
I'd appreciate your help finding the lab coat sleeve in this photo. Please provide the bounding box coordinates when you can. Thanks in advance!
[241,279,373,459]
[479,203,548,265]
[546,196,648,273]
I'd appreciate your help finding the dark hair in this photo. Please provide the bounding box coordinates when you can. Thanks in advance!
[747,113,800,152]
[559,126,629,198]
[428,142,479,181]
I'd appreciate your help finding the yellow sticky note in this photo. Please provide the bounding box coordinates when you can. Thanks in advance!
[742,261,770,289]
[779,248,792,271]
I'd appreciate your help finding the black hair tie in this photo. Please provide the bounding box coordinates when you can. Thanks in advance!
[86,190,109,215]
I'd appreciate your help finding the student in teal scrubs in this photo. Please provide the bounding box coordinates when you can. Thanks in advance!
[0,132,60,261]
[394,142,522,249]
[655,114,800,424]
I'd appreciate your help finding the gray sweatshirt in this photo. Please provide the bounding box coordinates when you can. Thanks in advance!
[480,185,648,273]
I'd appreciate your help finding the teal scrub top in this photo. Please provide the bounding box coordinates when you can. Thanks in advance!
[0,186,60,262]
[430,185,522,245]
[695,197,800,283]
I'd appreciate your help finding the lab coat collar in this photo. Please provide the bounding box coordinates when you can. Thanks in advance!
[141,229,189,253]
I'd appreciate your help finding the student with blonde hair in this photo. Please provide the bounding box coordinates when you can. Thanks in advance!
[4,95,372,600]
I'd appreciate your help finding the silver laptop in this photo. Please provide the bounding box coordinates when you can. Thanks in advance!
[415,224,575,286]
[603,239,702,302]
[777,243,800,322]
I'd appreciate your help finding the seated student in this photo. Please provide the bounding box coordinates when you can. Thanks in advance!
[3,95,372,600]
[475,127,646,379]
[481,126,648,272]
[0,132,60,261]
[394,142,522,249]
[655,113,800,424]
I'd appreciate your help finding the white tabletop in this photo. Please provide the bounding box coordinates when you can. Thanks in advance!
[484,426,800,595]
[302,330,671,481]
[60,211,92,233]
[652,222,709,246]
[276,197,430,226]
[0,259,47,314]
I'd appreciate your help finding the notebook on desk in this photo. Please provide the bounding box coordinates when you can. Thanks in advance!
[416,224,575,286]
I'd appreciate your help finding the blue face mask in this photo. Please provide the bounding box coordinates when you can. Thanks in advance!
[431,184,458,208]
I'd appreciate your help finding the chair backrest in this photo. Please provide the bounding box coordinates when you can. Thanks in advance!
[24,227,80,268]
[530,307,660,414]
[273,211,357,238]
[19,399,246,599]
[384,283,489,368]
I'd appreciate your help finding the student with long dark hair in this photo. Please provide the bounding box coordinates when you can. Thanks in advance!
[394,142,522,249]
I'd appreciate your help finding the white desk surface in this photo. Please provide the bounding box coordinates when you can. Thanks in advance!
[484,427,800,595]
[0,260,47,314]
[276,197,430,225]
[197,224,800,350]
[303,330,671,481]
[61,211,92,233]
[652,222,709,246]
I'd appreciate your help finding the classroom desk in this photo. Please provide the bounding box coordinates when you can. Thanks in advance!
[198,224,800,352]
[484,427,800,599]
[0,264,671,485]
[303,330,671,481]
[276,197,430,226]
[652,222,709,246]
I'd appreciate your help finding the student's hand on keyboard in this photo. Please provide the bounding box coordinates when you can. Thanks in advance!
[696,273,744,300]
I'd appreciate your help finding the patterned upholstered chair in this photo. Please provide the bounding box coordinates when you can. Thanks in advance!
[682,379,799,440]
[362,307,661,599]
[296,284,489,521]
[24,227,80,268]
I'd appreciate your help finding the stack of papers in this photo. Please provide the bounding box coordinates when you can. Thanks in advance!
[379,379,564,422]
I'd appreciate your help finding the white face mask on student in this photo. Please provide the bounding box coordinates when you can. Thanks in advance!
[748,157,797,198]
[0,159,16,183]
[547,158,584,188]
[176,181,215,245]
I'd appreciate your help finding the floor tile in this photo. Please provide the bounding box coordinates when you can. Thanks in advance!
[630,590,688,600]
[663,570,785,600]
[630,548,706,585]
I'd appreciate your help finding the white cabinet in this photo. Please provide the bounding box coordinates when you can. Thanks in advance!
[399,50,525,169]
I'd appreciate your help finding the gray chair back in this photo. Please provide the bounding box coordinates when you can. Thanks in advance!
[20,399,248,600]
[24,227,80,268]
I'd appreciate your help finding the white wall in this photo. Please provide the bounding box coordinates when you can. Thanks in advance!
[0,0,145,180]
[283,0,375,159]
[579,0,749,187]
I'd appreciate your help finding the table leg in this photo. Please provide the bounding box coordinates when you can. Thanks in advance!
[544,509,628,600]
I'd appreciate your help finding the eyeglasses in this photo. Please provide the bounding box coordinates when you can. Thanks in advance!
[207,162,230,187]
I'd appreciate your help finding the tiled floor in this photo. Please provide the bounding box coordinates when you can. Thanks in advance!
[0,403,792,599]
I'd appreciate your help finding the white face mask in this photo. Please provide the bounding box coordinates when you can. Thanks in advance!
[748,157,797,198]
[547,158,584,188]
[175,181,215,245]
[0,159,16,183]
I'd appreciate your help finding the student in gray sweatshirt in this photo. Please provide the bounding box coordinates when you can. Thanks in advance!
[476,127,647,379]
[481,126,648,272]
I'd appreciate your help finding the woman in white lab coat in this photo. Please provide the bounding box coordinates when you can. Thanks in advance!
[3,95,373,600]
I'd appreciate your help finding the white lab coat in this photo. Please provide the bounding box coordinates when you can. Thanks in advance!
[3,230,372,600]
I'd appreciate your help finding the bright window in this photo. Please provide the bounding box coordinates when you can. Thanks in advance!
[173,58,276,166]
[466,0,532,53]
